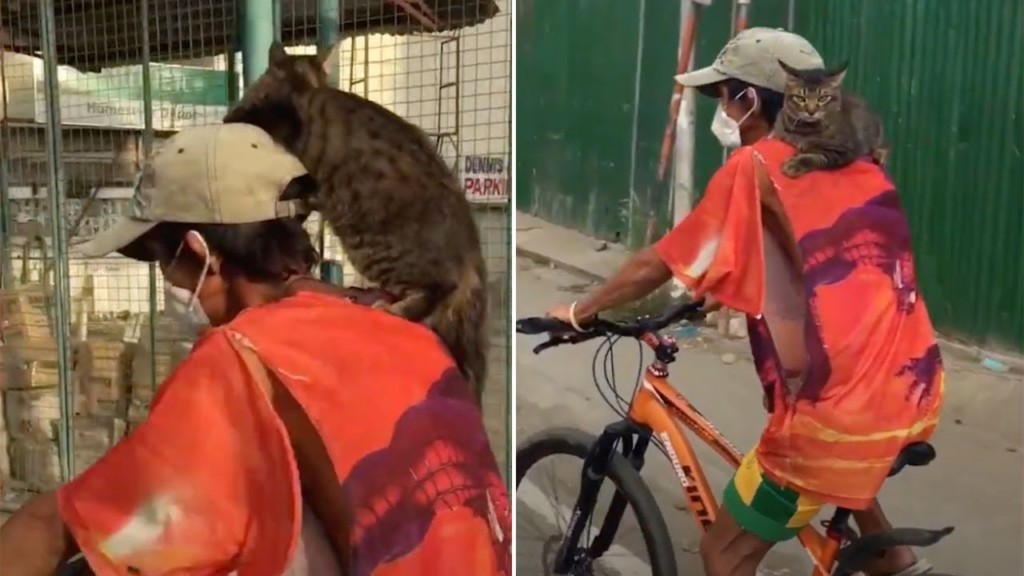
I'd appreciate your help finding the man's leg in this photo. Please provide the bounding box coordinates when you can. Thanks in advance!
[700,449,822,576]
[853,500,924,576]
[699,507,773,576]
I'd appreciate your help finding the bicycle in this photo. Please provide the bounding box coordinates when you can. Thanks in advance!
[516,299,955,575]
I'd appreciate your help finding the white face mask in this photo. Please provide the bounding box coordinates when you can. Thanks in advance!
[163,232,211,339]
[710,88,758,148]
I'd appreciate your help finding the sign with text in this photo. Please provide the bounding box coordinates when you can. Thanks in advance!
[1,53,236,129]
[462,155,508,204]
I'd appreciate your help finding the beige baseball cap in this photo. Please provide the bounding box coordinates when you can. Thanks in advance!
[74,123,311,260]
[675,27,824,93]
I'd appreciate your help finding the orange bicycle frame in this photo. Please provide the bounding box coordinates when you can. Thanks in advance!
[627,370,839,576]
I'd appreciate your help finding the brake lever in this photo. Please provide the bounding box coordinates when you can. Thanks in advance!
[532,340,561,354]
[532,330,588,354]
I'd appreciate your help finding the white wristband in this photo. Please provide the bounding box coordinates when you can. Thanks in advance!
[568,301,589,332]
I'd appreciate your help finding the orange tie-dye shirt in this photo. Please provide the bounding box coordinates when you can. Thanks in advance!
[655,138,943,509]
[57,291,511,575]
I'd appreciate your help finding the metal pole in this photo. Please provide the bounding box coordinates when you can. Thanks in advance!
[226,1,242,105]
[736,0,751,33]
[227,47,240,105]
[316,0,341,283]
[655,0,703,182]
[671,0,699,230]
[241,0,277,88]
[227,53,240,104]
[0,161,9,289]
[39,0,76,481]
[140,0,159,392]
[273,0,283,43]
[0,46,11,289]
[504,16,513,489]
[0,51,11,289]
[317,0,340,88]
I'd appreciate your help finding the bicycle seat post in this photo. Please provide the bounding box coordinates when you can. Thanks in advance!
[824,507,854,541]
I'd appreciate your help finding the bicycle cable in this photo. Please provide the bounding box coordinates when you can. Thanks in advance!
[590,333,673,462]
[590,335,627,419]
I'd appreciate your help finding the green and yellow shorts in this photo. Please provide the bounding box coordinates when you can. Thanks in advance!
[722,449,823,542]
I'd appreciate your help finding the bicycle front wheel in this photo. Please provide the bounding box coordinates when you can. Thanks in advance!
[516,427,677,576]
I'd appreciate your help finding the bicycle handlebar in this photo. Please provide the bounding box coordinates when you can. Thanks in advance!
[516,298,706,354]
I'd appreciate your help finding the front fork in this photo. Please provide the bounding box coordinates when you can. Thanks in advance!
[554,420,653,573]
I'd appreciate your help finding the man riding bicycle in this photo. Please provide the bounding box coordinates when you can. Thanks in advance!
[547,28,942,576]
[0,123,511,576]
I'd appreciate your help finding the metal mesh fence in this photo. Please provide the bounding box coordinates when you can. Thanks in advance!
[294,0,512,476]
[1,0,510,513]
[1,0,237,513]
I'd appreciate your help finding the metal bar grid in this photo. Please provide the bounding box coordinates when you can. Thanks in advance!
[280,0,510,476]
[1,0,511,510]
[1,0,237,509]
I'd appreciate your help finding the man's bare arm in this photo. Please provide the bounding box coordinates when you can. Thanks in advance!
[0,491,76,576]
[573,246,674,321]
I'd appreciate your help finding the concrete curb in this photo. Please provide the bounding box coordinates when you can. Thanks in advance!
[515,245,606,284]
[935,339,1024,375]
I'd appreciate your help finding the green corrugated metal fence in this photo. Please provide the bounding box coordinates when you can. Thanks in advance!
[796,0,1023,351]
[520,0,1023,350]
[516,0,680,247]
[692,0,1024,349]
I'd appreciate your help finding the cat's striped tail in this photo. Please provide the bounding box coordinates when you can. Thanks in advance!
[430,259,489,406]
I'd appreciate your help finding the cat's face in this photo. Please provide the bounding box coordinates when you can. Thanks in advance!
[778,59,848,123]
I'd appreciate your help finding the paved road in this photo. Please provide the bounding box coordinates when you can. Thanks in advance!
[515,256,1023,575]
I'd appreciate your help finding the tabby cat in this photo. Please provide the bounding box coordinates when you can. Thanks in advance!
[774,59,889,178]
[223,42,489,403]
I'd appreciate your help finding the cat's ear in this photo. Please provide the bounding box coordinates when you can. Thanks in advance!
[316,41,339,68]
[269,41,288,65]
[777,58,801,79]
[826,60,850,86]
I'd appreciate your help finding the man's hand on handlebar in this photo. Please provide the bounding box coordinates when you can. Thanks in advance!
[518,299,708,355]
[545,302,581,326]
[545,294,722,333]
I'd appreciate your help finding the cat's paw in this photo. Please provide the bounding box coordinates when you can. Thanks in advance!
[782,154,824,178]
[872,149,890,168]
[373,299,419,320]
[371,299,393,312]
[781,158,808,178]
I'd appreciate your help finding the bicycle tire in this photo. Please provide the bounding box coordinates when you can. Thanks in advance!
[516,427,678,576]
